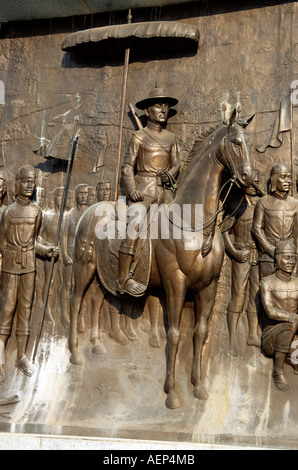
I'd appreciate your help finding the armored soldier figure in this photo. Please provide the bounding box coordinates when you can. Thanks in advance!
[0,165,59,382]
[35,187,45,209]
[78,181,111,333]
[260,240,298,391]
[0,174,7,283]
[87,186,97,207]
[96,180,111,202]
[222,172,261,356]
[38,187,64,324]
[252,161,298,279]
[65,190,74,212]
[118,85,180,296]
[60,183,88,327]
[0,174,7,213]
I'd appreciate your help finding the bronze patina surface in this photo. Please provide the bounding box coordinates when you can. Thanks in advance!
[0,0,297,450]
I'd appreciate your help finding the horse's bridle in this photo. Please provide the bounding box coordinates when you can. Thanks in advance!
[220,126,250,181]
[166,125,251,233]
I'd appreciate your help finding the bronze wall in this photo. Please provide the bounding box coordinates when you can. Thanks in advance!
[0,1,297,448]
[0,1,296,196]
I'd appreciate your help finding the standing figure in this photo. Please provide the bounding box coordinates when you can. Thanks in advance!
[118,85,180,296]
[65,190,74,212]
[45,191,54,212]
[0,174,7,283]
[0,165,58,382]
[222,173,262,356]
[78,181,112,333]
[87,186,97,207]
[96,181,111,203]
[38,187,64,324]
[35,187,46,209]
[60,184,88,327]
[260,240,298,391]
[252,161,298,279]
[0,174,7,216]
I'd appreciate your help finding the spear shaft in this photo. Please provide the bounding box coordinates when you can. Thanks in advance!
[33,118,79,363]
[114,9,132,200]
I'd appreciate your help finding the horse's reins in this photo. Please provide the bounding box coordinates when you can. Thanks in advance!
[133,123,249,235]
[163,175,237,233]
[165,127,247,233]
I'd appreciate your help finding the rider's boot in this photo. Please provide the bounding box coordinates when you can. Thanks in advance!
[117,251,146,297]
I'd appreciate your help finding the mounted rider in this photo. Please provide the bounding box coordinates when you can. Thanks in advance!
[118,85,180,297]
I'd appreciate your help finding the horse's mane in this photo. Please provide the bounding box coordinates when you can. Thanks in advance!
[178,122,223,183]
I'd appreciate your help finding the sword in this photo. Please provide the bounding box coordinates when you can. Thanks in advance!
[128,102,143,130]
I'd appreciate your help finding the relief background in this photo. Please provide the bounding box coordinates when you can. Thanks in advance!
[0,0,297,448]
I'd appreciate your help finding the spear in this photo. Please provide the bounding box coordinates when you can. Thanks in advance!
[32,117,79,363]
[114,8,132,200]
[0,91,13,204]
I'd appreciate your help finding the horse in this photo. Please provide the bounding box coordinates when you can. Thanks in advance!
[68,108,255,410]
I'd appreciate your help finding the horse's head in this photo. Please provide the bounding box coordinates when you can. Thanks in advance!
[220,108,255,187]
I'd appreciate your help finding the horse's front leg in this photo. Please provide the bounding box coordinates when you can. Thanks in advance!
[147,295,162,348]
[192,279,218,400]
[164,273,187,410]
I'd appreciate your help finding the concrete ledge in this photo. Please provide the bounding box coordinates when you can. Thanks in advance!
[0,432,267,450]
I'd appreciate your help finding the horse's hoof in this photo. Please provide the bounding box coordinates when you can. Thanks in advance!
[193,384,209,400]
[92,343,106,356]
[165,391,181,410]
[70,351,83,365]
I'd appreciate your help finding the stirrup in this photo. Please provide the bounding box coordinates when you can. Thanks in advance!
[117,276,147,297]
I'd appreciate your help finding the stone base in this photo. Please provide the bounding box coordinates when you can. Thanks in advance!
[0,261,297,451]
[0,432,265,450]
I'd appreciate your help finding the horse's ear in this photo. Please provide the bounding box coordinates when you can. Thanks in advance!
[228,108,237,126]
[238,113,255,129]
[245,113,255,127]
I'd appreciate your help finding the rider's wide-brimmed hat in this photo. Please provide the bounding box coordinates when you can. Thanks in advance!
[136,86,179,110]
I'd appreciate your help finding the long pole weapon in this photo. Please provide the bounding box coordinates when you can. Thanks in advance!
[0,97,13,204]
[33,117,79,363]
[290,114,295,197]
[114,8,132,200]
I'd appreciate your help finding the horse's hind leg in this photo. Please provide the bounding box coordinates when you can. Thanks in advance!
[164,275,187,410]
[192,279,218,400]
[69,261,96,365]
[147,295,161,348]
[90,282,106,356]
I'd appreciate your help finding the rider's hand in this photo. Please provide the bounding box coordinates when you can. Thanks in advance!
[130,190,144,202]
[47,246,59,259]
[288,312,298,323]
[161,171,170,184]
